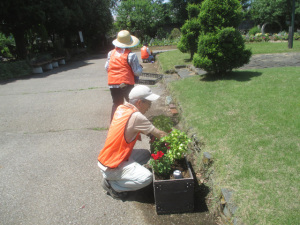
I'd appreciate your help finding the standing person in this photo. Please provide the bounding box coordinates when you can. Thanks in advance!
[98,85,167,199]
[141,43,154,62]
[105,30,143,121]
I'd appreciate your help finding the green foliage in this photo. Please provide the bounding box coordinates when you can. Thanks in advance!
[162,129,191,161]
[194,0,251,75]
[242,31,300,43]
[177,2,202,58]
[169,0,204,26]
[187,3,201,19]
[0,33,15,58]
[250,0,300,32]
[248,26,261,36]
[0,0,112,58]
[193,27,251,74]
[199,0,242,33]
[150,129,191,176]
[0,61,31,80]
[115,0,165,40]
[178,17,201,58]
[149,151,172,177]
[169,28,181,40]
[152,115,174,133]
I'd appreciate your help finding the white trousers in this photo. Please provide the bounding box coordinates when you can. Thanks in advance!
[98,149,152,192]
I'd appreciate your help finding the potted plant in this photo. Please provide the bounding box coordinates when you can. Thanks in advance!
[149,123,194,214]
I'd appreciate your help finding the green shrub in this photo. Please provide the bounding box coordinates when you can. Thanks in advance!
[177,18,201,58]
[0,33,15,58]
[199,0,242,33]
[152,115,174,133]
[187,3,201,19]
[248,26,261,36]
[193,27,252,74]
[0,61,31,80]
[169,28,181,40]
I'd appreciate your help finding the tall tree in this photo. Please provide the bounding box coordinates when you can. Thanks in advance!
[0,0,113,59]
[169,0,204,26]
[115,0,165,40]
[250,0,300,31]
[177,3,202,59]
[0,0,45,59]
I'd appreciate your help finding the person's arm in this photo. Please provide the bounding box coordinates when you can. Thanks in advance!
[150,127,167,139]
[128,53,143,76]
[146,47,151,55]
[126,112,166,142]
[105,51,112,71]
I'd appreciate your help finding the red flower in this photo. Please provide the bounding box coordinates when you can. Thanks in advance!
[151,151,164,160]
[151,153,159,160]
[157,151,164,158]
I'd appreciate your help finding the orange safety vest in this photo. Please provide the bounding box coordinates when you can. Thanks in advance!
[108,48,135,85]
[141,46,149,59]
[98,104,140,168]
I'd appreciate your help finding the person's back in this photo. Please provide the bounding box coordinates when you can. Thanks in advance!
[141,44,154,62]
[141,45,149,60]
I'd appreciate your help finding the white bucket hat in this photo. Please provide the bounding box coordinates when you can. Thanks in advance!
[112,30,140,48]
[129,85,160,101]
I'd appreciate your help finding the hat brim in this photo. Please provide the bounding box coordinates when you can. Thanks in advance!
[144,93,160,101]
[112,36,140,48]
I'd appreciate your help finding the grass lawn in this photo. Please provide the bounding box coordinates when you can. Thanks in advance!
[157,41,300,72]
[159,42,300,224]
[168,67,300,224]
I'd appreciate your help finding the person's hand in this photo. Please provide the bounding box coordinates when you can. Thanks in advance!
[151,128,167,139]
[159,130,167,138]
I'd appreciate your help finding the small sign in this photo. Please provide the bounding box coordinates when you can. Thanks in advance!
[79,31,84,43]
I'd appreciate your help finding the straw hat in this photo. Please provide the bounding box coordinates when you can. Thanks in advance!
[112,30,140,48]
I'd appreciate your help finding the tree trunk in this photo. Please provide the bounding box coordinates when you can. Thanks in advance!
[12,28,27,59]
[190,50,194,60]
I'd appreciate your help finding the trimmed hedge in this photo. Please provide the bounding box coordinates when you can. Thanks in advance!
[194,27,251,74]
[0,61,31,80]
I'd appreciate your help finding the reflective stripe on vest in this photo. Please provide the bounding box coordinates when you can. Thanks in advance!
[108,48,135,85]
[98,104,139,168]
[141,46,149,59]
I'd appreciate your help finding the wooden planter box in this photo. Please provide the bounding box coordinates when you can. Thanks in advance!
[153,157,194,214]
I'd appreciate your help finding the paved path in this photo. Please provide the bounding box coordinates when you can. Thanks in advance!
[240,52,300,70]
[0,52,215,224]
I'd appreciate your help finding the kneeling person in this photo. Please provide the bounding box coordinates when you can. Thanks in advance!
[98,85,166,199]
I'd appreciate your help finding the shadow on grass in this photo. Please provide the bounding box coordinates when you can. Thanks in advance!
[200,70,262,82]
[184,58,193,63]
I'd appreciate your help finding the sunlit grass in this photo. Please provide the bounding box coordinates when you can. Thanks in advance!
[168,67,300,224]
[245,40,300,54]
[157,41,300,72]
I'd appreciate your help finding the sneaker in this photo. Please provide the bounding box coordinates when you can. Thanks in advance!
[101,179,128,200]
